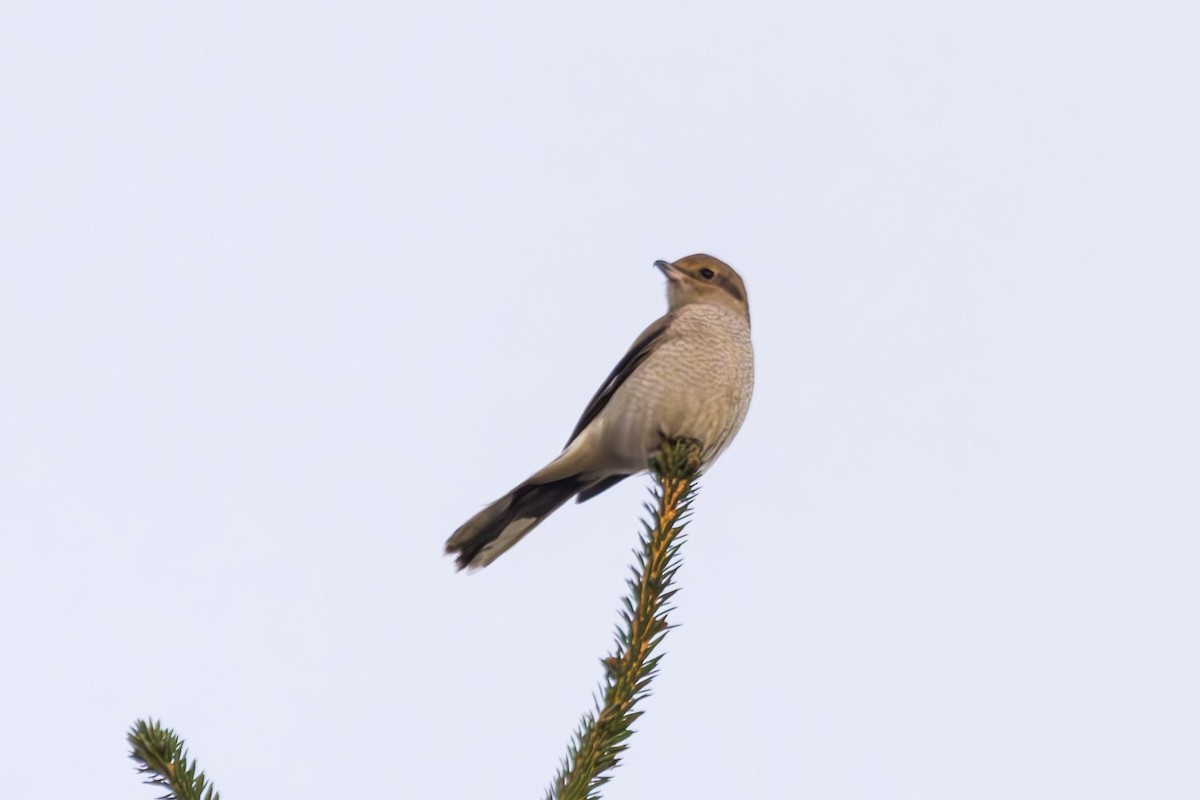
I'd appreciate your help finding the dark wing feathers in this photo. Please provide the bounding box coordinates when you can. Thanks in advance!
[564,314,672,447]
[575,473,631,503]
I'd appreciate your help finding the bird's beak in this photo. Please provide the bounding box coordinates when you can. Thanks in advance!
[654,260,684,281]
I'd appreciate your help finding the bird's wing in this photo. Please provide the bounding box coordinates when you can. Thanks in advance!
[564,313,673,448]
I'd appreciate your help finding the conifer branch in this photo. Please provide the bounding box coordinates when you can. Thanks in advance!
[128,718,221,800]
[545,438,703,800]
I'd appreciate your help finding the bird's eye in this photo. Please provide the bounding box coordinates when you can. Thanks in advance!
[699,268,715,279]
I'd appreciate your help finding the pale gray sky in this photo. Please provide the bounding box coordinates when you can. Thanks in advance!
[1,2,1197,798]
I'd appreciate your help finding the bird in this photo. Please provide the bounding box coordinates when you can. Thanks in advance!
[445,254,754,570]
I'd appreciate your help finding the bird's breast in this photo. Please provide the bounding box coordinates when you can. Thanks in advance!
[605,304,754,465]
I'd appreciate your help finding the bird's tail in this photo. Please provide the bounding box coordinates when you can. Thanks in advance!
[445,475,586,570]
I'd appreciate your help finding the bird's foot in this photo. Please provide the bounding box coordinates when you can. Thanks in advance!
[650,437,704,479]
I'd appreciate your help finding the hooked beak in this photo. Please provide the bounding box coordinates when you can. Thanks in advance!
[654,259,684,281]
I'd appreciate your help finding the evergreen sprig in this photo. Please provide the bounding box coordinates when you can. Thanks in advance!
[128,718,221,800]
[545,438,703,800]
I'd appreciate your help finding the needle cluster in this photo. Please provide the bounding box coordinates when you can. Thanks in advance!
[545,438,703,800]
[127,718,221,800]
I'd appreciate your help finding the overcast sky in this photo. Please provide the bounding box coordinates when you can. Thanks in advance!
[1,2,1197,798]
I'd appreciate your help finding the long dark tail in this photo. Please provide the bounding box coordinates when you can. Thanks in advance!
[445,476,586,570]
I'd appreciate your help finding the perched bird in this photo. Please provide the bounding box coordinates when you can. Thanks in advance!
[445,254,754,570]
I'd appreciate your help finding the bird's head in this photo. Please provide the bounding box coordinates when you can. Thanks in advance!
[655,254,749,320]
